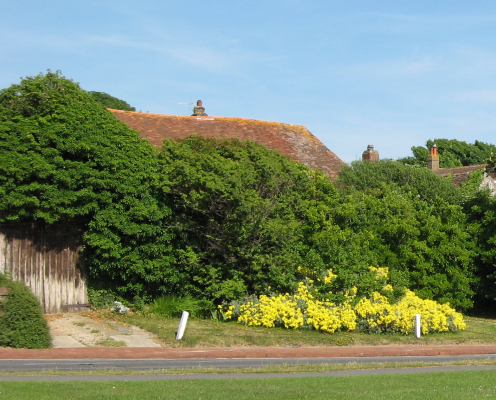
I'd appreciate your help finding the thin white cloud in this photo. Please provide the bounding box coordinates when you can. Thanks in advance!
[0,28,84,54]
[328,45,496,86]
[334,57,439,80]
[453,90,496,104]
[370,12,496,24]
[362,12,496,35]
[451,46,496,76]
[84,33,274,76]
[0,25,268,76]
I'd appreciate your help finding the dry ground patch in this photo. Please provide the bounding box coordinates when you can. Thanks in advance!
[46,312,163,347]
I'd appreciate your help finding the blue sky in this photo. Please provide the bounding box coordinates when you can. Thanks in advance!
[2,1,496,162]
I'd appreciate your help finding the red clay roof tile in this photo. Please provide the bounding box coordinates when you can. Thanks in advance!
[109,109,344,179]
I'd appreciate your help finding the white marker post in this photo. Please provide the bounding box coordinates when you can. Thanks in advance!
[176,311,189,340]
[415,313,421,338]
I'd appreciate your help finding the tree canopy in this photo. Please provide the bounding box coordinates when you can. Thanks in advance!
[0,71,173,299]
[87,91,136,111]
[334,160,476,310]
[157,136,342,300]
[398,138,496,168]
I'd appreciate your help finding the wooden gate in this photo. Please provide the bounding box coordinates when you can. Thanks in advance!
[0,223,88,313]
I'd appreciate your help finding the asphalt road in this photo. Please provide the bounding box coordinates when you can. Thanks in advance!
[2,354,496,373]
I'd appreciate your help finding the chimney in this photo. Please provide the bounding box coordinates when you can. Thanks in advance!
[192,100,208,116]
[427,144,439,171]
[362,144,379,161]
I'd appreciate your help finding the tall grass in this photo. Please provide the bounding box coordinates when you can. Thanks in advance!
[149,295,206,318]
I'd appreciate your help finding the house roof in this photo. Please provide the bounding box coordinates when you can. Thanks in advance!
[109,110,344,179]
[433,164,487,186]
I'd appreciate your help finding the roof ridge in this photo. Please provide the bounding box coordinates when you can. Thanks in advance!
[107,109,306,128]
[109,108,344,179]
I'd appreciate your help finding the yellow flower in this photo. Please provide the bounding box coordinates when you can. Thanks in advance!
[323,268,337,284]
[229,266,465,335]
[369,266,388,280]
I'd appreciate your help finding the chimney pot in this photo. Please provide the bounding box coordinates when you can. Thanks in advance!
[362,144,379,162]
[427,144,440,170]
[192,100,208,116]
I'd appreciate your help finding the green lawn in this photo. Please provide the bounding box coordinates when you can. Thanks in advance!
[1,370,496,399]
[99,311,496,348]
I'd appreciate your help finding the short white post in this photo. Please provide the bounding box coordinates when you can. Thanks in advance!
[176,311,189,340]
[415,313,421,338]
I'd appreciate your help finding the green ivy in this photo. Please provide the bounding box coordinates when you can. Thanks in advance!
[0,71,175,299]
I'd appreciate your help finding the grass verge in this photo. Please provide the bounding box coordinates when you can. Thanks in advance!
[90,311,496,348]
[1,370,496,399]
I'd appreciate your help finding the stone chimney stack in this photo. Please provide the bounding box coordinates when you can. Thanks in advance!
[427,144,439,171]
[362,145,379,161]
[192,100,208,116]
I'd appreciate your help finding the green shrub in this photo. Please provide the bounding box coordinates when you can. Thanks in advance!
[87,288,118,310]
[0,274,51,349]
[149,294,212,318]
[335,160,477,311]
[158,136,340,301]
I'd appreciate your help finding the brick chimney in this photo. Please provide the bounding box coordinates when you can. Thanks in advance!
[192,100,208,116]
[362,145,379,161]
[427,144,439,171]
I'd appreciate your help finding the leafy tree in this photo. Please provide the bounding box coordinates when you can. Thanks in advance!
[87,91,136,111]
[0,71,174,300]
[157,136,342,300]
[337,159,461,205]
[463,192,496,313]
[396,146,430,167]
[336,160,477,311]
[399,139,496,168]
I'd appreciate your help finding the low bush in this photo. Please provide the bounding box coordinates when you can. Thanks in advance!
[0,274,51,349]
[220,268,466,335]
[149,294,213,318]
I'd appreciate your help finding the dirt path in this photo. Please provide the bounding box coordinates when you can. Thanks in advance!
[46,313,163,348]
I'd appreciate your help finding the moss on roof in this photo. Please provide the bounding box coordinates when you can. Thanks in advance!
[109,110,344,179]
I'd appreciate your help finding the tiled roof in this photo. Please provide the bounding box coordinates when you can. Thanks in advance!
[433,164,487,186]
[109,110,344,179]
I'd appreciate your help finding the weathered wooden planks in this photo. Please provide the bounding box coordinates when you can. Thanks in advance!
[0,224,88,313]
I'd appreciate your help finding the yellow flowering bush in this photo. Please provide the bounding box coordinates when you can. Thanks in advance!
[354,292,396,332]
[369,266,389,280]
[354,289,466,333]
[222,267,466,335]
